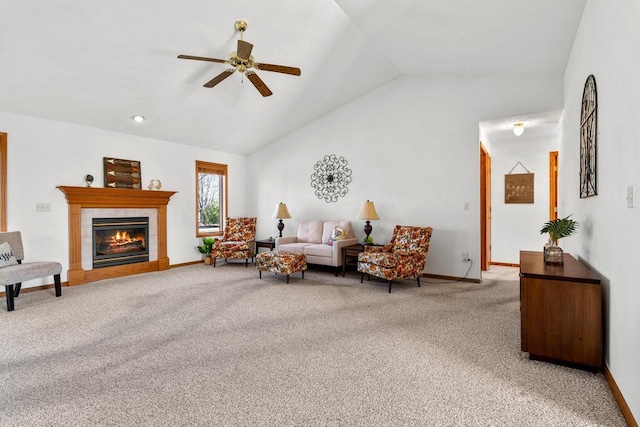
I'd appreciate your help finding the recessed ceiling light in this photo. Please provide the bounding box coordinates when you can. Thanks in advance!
[131,115,146,123]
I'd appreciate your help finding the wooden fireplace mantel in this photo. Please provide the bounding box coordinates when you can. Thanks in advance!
[57,186,177,286]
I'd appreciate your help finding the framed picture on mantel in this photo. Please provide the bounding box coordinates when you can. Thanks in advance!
[103,157,141,189]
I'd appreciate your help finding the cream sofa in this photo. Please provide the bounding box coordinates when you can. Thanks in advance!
[276,220,359,274]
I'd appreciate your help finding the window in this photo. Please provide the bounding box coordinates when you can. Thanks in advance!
[196,161,227,237]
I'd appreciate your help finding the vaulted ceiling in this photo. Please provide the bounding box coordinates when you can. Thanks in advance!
[0,1,586,154]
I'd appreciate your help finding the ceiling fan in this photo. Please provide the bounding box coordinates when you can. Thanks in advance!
[178,20,301,97]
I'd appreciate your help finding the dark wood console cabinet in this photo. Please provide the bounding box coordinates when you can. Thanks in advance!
[519,250,602,370]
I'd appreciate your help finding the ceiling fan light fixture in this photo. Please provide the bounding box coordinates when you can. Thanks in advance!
[513,122,524,136]
[178,19,300,96]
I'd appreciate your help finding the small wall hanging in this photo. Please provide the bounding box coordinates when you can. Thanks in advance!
[580,74,597,198]
[310,154,352,203]
[505,162,534,204]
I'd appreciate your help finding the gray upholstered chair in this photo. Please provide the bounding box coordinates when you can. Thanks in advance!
[0,231,62,311]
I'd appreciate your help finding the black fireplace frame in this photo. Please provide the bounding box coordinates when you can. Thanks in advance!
[92,217,149,269]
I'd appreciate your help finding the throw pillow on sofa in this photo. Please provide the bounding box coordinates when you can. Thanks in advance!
[0,242,18,267]
[321,221,354,243]
[327,226,347,246]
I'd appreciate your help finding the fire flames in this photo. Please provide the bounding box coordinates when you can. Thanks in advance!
[94,221,148,260]
[108,230,145,248]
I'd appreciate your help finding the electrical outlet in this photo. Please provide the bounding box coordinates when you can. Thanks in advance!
[36,203,51,212]
[462,251,470,262]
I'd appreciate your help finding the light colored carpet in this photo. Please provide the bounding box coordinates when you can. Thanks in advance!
[0,264,626,426]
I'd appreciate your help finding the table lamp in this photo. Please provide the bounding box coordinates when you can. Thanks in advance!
[357,200,380,243]
[272,202,291,237]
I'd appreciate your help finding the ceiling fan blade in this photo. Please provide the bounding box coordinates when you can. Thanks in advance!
[255,63,301,76]
[237,40,253,60]
[178,54,227,64]
[246,71,273,97]
[203,69,235,88]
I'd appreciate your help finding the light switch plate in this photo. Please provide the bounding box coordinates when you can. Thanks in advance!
[36,203,51,212]
[627,185,636,208]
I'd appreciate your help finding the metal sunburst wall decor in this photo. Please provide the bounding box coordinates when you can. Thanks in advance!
[310,154,352,203]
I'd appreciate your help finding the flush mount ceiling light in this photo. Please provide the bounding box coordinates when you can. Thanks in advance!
[513,122,524,136]
[131,115,146,123]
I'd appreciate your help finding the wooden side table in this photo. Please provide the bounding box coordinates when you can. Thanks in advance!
[342,244,365,277]
[255,239,276,253]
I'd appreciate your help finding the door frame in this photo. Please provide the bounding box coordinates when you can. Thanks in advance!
[549,151,559,220]
[0,133,6,231]
[480,143,491,271]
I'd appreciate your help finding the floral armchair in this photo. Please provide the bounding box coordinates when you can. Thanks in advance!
[357,225,433,293]
[211,217,257,267]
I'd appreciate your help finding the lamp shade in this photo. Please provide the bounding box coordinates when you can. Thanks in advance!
[357,200,380,220]
[272,202,291,219]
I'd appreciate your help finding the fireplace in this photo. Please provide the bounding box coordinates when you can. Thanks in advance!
[92,217,149,268]
[58,186,176,286]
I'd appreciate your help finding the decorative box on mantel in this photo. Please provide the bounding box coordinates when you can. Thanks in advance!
[57,186,177,286]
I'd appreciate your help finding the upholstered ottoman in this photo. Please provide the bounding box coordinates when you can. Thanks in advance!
[256,251,307,283]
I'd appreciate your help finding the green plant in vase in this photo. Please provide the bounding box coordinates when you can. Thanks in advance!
[540,215,579,264]
[197,237,217,265]
[540,215,579,245]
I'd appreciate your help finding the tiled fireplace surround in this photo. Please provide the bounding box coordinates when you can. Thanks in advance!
[81,209,157,270]
[58,186,176,286]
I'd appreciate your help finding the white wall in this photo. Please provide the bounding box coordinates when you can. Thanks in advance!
[561,0,640,420]
[0,110,249,286]
[490,135,559,264]
[248,74,564,280]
